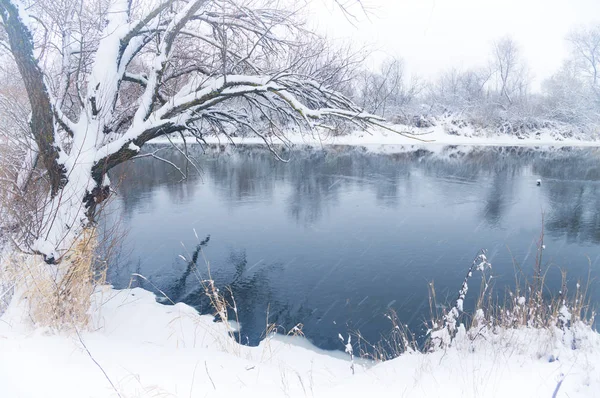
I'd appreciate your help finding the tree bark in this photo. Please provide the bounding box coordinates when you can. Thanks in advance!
[0,0,67,196]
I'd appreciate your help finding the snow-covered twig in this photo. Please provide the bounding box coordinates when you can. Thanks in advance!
[132,149,187,181]
[429,250,491,349]
[339,333,355,375]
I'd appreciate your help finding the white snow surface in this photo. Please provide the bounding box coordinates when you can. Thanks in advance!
[151,123,600,153]
[1,286,599,397]
[127,142,140,152]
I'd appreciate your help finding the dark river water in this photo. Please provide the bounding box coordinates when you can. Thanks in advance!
[104,144,600,351]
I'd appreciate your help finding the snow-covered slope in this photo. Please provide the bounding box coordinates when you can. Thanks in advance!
[1,287,598,397]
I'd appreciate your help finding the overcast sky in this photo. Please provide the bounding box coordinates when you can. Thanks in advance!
[307,0,600,90]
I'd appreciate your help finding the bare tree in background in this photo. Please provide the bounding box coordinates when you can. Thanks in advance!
[491,37,529,108]
[542,60,593,124]
[0,0,412,264]
[542,27,600,127]
[357,57,421,117]
[567,25,600,92]
[427,67,491,114]
[433,68,461,106]
[457,68,491,104]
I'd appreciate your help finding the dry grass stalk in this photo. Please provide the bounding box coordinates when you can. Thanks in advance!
[354,309,417,362]
[426,244,595,351]
[3,228,105,330]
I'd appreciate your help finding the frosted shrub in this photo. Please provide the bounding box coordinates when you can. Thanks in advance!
[428,251,491,349]
[427,241,595,353]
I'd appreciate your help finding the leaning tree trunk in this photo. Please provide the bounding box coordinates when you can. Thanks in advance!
[1,0,405,263]
[1,0,87,263]
[0,0,67,197]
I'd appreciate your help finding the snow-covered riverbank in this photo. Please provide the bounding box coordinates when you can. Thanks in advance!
[151,122,600,152]
[4,122,600,398]
[1,286,599,397]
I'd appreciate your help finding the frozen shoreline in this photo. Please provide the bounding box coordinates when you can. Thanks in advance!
[150,124,600,152]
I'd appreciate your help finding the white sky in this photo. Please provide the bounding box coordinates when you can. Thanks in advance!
[307,0,600,89]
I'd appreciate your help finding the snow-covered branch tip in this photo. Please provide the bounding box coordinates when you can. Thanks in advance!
[429,250,491,349]
[339,333,355,375]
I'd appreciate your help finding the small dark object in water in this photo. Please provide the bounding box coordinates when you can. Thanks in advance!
[536,179,541,186]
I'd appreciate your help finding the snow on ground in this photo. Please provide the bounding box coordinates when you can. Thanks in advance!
[151,122,600,153]
[1,286,599,397]
[4,121,599,397]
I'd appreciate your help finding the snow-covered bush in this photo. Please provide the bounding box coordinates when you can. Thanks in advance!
[428,251,491,349]
[1,228,105,329]
[426,241,595,353]
[354,32,600,141]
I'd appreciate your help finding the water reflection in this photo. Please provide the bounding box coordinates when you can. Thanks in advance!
[106,144,600,350]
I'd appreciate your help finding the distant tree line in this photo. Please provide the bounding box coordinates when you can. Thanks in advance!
[342,28,600,137]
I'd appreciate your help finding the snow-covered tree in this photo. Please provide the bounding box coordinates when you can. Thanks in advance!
[422,38,533,130]
[0,0,405,263]
[540,25,600,127]
[425,66,492,120]
[356,57,421,118]
[567,25,600,90]
[429,67,490,110]
[542,60,595,125]
[491,36,529,109]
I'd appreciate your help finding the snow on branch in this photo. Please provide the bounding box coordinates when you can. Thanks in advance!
[0,0,423,261]
[0,0,67,196]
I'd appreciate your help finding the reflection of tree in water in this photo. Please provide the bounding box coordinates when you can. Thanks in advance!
[286,149,415,223]
[107,144,600,348]
[420,146,531,180]
[286,150,346,225]
[416,147,525,227]
[168,235,211,300]
[110,144,600,243]
[549,185,585,240]
[481,158,522,227]
[533,148,600,181]
[533,151,600,244]
[203,146,288,204]
[482,173,509,227]
[360,152,412,208]
[543,183,600,243]
[163,237,311,345]
[109,144,205,218]
[202,147,412,224]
